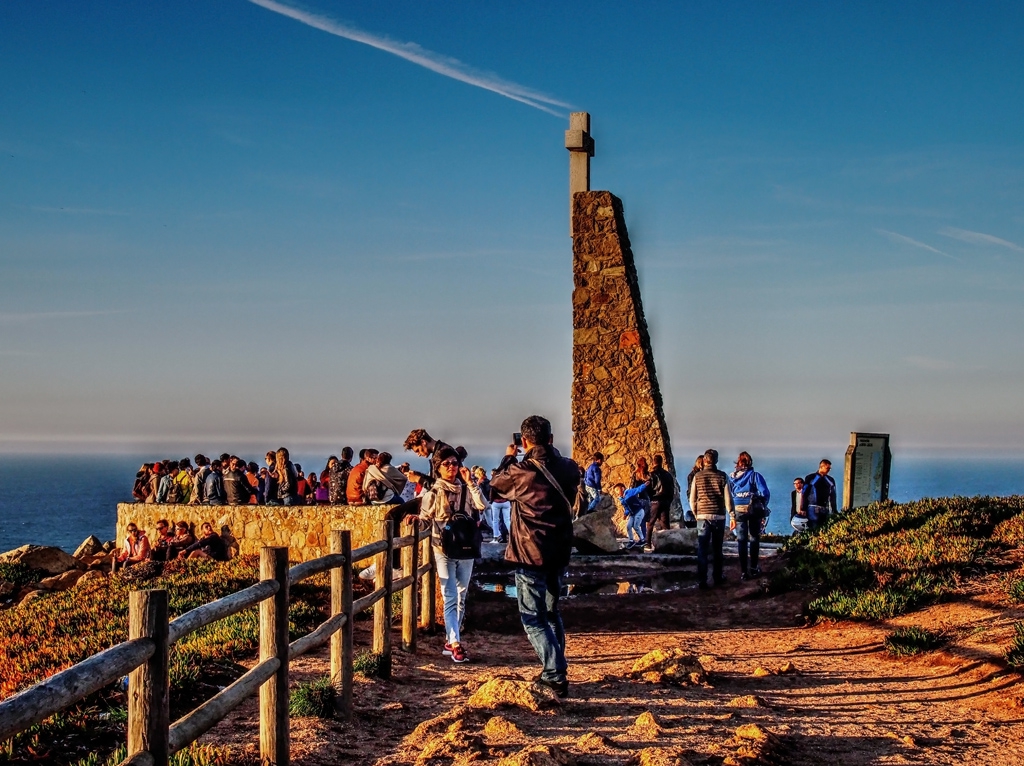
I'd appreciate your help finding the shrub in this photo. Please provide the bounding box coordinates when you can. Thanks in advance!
[1007,577,1024,604]
[0,562,44,586]
[289,676,336,718]
[71,743,248,766]
[1006,622,1024,668]
[353,650,386,678]
[994,514,1024,547]
[884,626,945,656]
[771,495,1024,621]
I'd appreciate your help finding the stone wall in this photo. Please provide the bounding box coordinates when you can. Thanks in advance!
[116,503,397,562]
[571,190,677,491]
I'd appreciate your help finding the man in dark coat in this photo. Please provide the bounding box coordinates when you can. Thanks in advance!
[490,415,580,698]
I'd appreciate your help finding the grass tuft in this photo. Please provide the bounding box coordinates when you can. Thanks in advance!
[1007,576,1024,604]
[353,649,387,678]
[289,676,336,718]
[1007,622,1024,668]
[884,626,945,656]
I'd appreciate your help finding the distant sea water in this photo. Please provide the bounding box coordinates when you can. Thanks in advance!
[1,453,1022,554]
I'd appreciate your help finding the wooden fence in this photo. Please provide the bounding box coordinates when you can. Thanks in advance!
[0,519,434,766]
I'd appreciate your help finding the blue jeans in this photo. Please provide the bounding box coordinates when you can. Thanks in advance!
[434,547,473,645]
[626,511,646,543]
[491,501,511,540]
[696,518,725,585]
[733,512,761,573]
[515,567,568,683]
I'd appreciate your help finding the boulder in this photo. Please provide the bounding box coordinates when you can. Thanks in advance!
[0,545,83,575]
[76,570,106,587]
[18,589,47,606]
[73,535,104,558]
[572,503,620,554]
[467,678,555,712]
[637,748,693,766]
[651,528,698,555]
[630,649,707,685]
[39,569,85,592]
[102,541,116,553]
[0,581,15,599]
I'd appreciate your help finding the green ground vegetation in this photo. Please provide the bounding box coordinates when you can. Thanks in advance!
[289,676,336,719]
[884,626,945,657]
[770,495,1024,621]
[0,556,327,765]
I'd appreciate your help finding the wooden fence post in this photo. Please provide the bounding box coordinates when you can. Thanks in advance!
[331,530,354,719]
[401,520,419,652]
[420,532,435,633]
[127,589,169,766]
[259,547,289,766]
[372,520,393,678]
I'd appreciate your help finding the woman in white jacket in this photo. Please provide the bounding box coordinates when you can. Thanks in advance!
[408,446,488,663]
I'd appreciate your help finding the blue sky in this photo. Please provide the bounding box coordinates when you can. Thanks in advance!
[1,1,1023,460]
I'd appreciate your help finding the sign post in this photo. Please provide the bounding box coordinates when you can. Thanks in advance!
[843,432,892,510]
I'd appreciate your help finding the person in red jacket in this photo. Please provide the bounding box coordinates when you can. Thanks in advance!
[346,449,378,505]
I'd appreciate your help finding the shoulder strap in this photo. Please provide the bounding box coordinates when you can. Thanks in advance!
[528,458,573,512]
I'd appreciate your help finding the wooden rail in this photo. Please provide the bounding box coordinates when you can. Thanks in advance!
[0,520,435,766]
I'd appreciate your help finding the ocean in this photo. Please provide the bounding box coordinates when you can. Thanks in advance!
[1,453,1022,554]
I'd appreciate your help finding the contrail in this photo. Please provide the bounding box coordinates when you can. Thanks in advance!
[246,0,571,117]
[875,229,958,260]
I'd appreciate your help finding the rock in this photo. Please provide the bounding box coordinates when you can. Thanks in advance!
[572,502,619,554]
[726,695,767,708]
[76,570,106,587]
[630,649,707,685]
[575,732,618,753]
[408,706,468,746]
[467,679,554,712]
[752,667,773,678]
[38,569,85,592]
[18,589,47,606]
[499,744,574,766]
[0,581,15,599]
[628,711,666,739]
[0,545,83,575]
[102,541,116,552]
[483,715,527,743]
[777,661,797,674]
[73,535,104,558]
[722,723,782,765]
[417,720,485,765]
[637,747,693,766]
[651,528,698,555]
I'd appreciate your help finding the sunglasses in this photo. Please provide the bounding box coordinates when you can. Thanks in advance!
[440,459,459,468]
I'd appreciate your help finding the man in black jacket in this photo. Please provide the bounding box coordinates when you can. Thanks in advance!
[646,454,676,546]
[490,415,580,698]
[223,457,255,505]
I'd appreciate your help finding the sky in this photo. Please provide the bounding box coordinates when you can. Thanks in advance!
[1,1,1023,461]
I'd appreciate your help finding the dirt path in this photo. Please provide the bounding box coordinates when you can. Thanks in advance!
[204,560,1024,765]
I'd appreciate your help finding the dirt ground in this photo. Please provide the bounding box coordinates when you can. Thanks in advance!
[203,554,1024,766]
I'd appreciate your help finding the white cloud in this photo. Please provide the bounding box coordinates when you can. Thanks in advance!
[246,0,572,117]
[939,227,1024,252]
[875,229,957,260]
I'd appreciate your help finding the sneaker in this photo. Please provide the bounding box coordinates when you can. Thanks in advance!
[750,567,762,577]
[450,644,469,663]
[442,643,454,656]
[533,674,569,698]
[740,572,751,581]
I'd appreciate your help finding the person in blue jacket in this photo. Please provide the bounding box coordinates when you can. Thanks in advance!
[728,452,770,579]
[613,482,648,550]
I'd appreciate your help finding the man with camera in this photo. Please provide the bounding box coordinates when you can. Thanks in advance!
[490,415,581,698]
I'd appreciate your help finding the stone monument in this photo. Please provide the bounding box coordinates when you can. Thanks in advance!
[566,112,677,492]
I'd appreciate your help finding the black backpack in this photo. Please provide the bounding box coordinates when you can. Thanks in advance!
[440,485,481,560]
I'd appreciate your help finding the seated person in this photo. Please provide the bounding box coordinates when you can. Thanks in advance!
[184,522,229,561]
[363,451,408,504]
[168,520,196,560]
[150,519,175,561]
[117,523,151,567]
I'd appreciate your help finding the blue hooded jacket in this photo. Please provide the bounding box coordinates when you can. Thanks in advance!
[728,469,770,511]
[620,484,648,517]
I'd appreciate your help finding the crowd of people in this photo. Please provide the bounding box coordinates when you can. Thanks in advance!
[123,425,838,694]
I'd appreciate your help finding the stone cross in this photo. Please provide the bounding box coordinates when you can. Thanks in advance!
[565,111,594,235]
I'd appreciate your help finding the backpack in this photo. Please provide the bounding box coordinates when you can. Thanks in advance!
[366,479,390,503]
[440,485,481,560]
[164,477,182,504]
